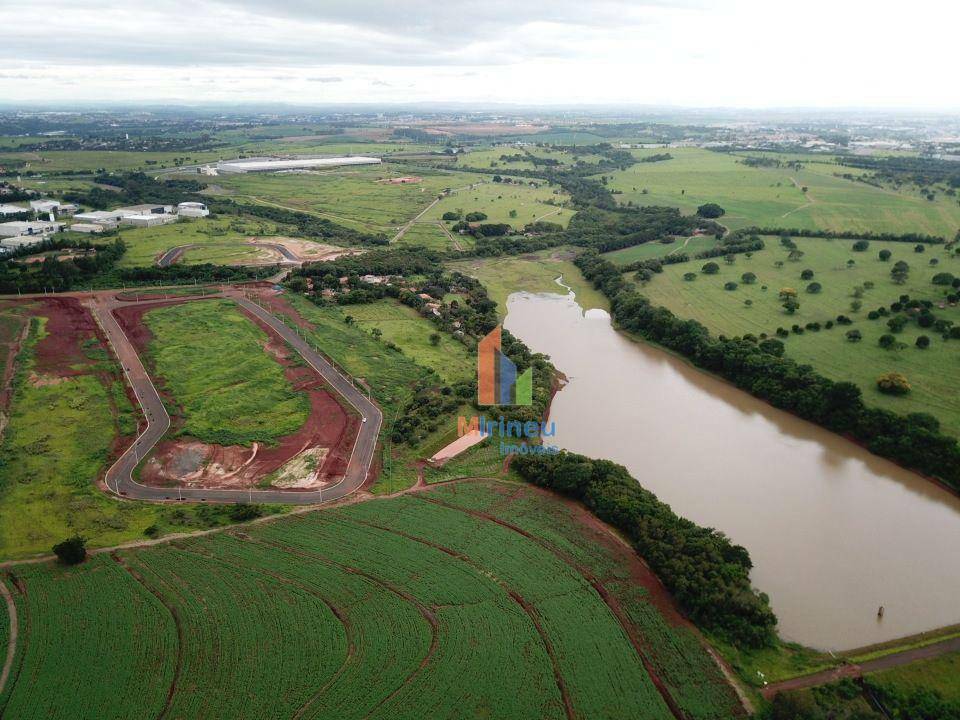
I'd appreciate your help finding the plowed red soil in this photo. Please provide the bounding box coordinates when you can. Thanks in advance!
[115,298,358,491]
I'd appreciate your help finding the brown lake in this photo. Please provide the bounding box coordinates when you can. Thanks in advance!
[504,289,960,650]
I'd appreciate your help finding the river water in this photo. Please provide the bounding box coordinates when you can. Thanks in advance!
[504,288,960,650]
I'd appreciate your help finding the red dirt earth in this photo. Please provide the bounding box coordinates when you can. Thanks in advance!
[113,298,359,492]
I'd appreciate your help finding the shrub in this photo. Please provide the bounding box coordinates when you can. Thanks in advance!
[701,262,720,274]
[741,272,757,284]
[879,249,892,261]
[932,272,955,285]
[846,329,862,342]
[806,282,822,294]
[800,269,814,280]
[914,244,926,253]
[878,334,897,349]
[724,281,738,291]
[52,535,87,565]
[683,272,697,281]
[887,316,907,333]
[852,239,870,251]
[916,335,931,349]
[877,372,911,395]
[696,202,725,218]
[759,338,784,356]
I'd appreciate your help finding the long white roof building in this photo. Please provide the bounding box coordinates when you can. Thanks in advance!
[217,156,381,173]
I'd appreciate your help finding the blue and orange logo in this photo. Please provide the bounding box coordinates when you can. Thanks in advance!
[477,326,532,406]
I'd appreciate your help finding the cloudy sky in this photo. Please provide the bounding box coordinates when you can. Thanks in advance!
[1,0,957,108]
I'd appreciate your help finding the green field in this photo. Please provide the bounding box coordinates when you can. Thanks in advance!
[0,307,159,559]
[449,248,609,318]
[394,221,464,251]
[0,149,228,173]
[143,300,310,445]
[867,650,960,702]
[342,299,474,383]
[423,177,574,228]
[462,146,605,172]
[604,148,960,236]
[113,216,290,267]
[211,166,480,232]
[0,481,742,720]
[601,235,719,266]
[638,237,960,434]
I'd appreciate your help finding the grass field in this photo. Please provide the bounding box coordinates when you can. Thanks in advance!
[0,481,742,720]
[604,147,960,236]
[113,216,290,267]
[423,177,575,228]
[462,146,605,172]
[638,237,960,434]
[212,166,480,232]
[0,149,228,173]
[867,650,960,702]
[394,221,464,251]
[342,299,474,383]
[448,248,609,318]
[0,306,160,559]
[143,300,310,445]
[601,235,719,266]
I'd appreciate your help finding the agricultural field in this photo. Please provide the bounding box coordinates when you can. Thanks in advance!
[342,299,474,383]
[0,299,160,559]
[604,147,960,236]
[462,145,605,171]
[142,299,310,445]
[449,248,609,317]
[601,235,719,266]
[112,216,292,268]
[423,177,575,228]
[210,165,480,232]
[637,236,960,434]
[0,149,228,173]
[0,481,743,720]
[393,221,464,252]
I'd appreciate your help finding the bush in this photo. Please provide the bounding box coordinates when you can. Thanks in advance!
[879,249,892,261]
[878,334,898,349]
[683,272,697,281]
[932,272,956,285]
[914,244,926,253]
[877,372,911,395]
[846,329,862,342]
[696,202,725,218]
[916,335,931,349]
[701,262,720,274]
[741,272,757,284]
[441,210,461,221]
[806,282,822,294]
[759,338,784,356]
[852,239,870,251]
[800,269,814,280]
[52,535,87,565]
[724,281,738,291]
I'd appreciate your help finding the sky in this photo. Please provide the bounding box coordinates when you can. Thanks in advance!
[1,0,957,109]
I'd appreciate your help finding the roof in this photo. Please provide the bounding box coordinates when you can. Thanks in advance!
[0,204,29,215]
[218,156,381,172]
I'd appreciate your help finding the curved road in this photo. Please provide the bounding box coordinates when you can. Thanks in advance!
[90,292,382,504]
[156,242,300,268]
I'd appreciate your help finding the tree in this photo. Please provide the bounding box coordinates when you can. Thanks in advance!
[800,269,814,280]
[53,535,87,565]
[877,372,911,394]
[778,287,798,299]
[724,281,738,291]
[371,328,383,341]
[724,254,736,265]
[344,315,355,326]
[846,329,862,342]
[850,300,863,312]
[852,239,870,251]
[878,333,898,349]
[787,249,804,262]
[914,244,926,253]
[683,272,697,281]
[759,338,784,356]
[879,249,892,261]
[916,335,931,349]
[887,316,908,333]
[741,272,757,284]
[774,260,785,269]
[701,262,720,275]
[932,272,955,285]
[806,282,822,294]
[441,210,461,221]
[696,202,725,218]
[429,332,441,346]
[782,298,800,314]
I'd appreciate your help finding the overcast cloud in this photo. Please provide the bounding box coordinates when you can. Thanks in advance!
[0,0,957,108]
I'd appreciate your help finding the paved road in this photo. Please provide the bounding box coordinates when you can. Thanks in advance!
[762,634,960,698]
[90,292,382,504]
[156,242,300,268]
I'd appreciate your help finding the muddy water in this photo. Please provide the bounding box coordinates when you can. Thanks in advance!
[504,289,960,650]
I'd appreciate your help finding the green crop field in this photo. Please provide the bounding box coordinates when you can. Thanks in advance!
[0,308,159,559]
[143,300,310,445]
[637,237,960,434]
[604,148,960,236]
[423,177,575,228]
[449,248,609,318]
[867,650,960,702]
[113,216,290,268]
[342,299,474,383]
[601,235,719,266]
[211,166,480,231]
[0,481,742,719]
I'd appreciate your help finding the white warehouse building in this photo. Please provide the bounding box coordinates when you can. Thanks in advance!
[217,156,381,173]
[177,201,209,218]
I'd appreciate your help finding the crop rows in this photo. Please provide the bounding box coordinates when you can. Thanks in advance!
[0,556,175,720]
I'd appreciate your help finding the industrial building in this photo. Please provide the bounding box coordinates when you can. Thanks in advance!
[115,204,174,216]
[177,201,209,218]
[0,204,29,217]
[0,236,46,251]
[216,156,381,173]
[75,210,125,225]
[0,220,65,238]
[68,223,109,234]
[120,213,177,228]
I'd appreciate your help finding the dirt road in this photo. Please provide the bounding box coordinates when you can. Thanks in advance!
[762,635,960,698]
[0,578,17,697]
[88,291,382,505]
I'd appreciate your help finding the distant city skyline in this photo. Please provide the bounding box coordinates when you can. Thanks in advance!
[1,0,957,110]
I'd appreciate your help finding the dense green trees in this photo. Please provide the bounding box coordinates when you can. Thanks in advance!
[696,202,725,218]
[512,451,777,648]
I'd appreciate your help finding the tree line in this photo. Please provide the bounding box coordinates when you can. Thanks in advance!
[575,250,960,491]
